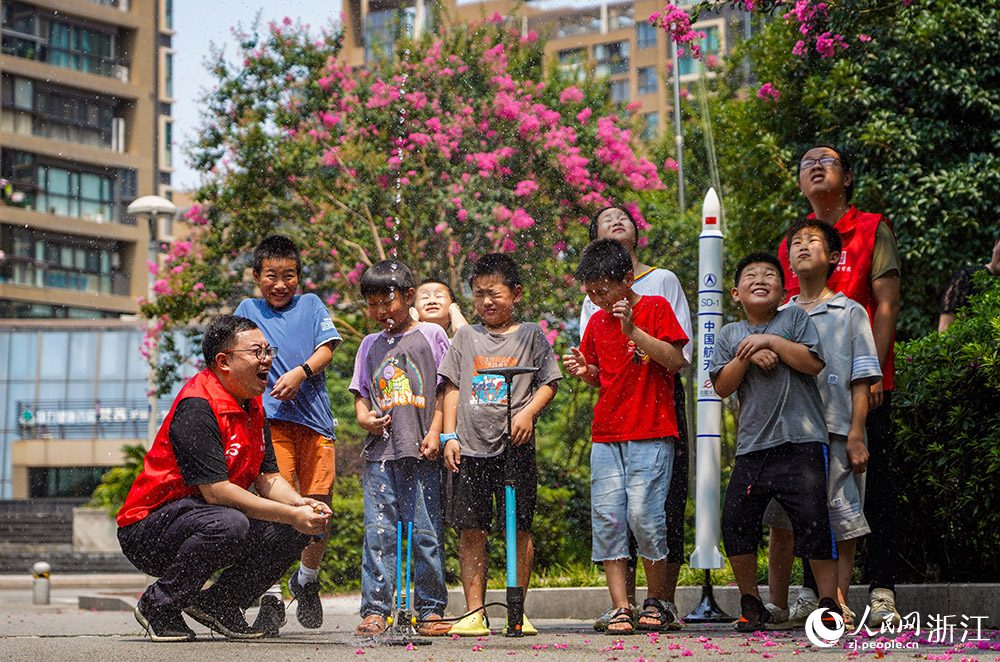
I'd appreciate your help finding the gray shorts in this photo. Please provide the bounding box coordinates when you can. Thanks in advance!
[763,434,870,541]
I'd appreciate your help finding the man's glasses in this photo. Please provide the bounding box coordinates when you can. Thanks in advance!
[799,156,840,170]
[223,345,278,360]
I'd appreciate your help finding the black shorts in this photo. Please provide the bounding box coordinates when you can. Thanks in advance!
[450,445,537,533]
[722,442,836,560]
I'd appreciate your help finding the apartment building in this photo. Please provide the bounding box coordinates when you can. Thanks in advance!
[0,0,176,319]
[341,0,747,139]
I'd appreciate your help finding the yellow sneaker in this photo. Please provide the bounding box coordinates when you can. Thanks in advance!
[504,614,537,636]
[451,611,490,637]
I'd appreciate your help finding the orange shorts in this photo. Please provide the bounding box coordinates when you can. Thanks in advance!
[269,419,335,497]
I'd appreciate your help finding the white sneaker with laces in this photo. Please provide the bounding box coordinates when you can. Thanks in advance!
[867,588,902,628]
[786,589,819,627]
[765,602,790,627]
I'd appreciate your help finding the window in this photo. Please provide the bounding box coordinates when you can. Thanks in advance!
[163,119,173,168]
[163,50,174,99]
[642,112,660,140]
[363,6,432,63]
[164,0,173,30]
[557,48,586,83]
[1,2,44,60]
[637,22,658,49]
[48,22,116,77]
[610,79,629,104]
[1,227,125,296]
[608,5,635,31]
[678,25,721,77]
[637,66,658,95]
[553,10,601,39]
[37,166,116,222]
[594,41,630,77]
[2,75,119,148]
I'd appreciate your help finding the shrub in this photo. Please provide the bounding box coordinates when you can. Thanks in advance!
[892,272,1000,581]
[87,444,146,517]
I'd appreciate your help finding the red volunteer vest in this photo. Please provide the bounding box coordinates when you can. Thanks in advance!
[778,206,896,389]
[117,369,268,527]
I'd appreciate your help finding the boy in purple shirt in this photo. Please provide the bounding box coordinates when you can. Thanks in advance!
[349,260,451,637]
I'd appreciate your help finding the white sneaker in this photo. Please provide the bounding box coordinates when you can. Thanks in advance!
[867,588,901,628]
[765,602,790,627]
[786,589,819,627]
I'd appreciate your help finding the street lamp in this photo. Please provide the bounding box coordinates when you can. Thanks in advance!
[126,195,176,447]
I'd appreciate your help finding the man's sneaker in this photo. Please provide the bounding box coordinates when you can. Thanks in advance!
[735,594,773,632]
[451,611,490,637]
[817,597,844,631]
[664,601,683,631]
[134,595,196,642]
[252,594,286,638]
[867,588,902,629]
[289,576,323,629]
[765,602,790,628]
[184,600,263,639]
[787,588,819,627]
[840,603,856,627]
[595,603,637,631]
[503,614,537,636]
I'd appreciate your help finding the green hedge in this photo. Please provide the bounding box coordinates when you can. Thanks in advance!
[891,272,1000,581]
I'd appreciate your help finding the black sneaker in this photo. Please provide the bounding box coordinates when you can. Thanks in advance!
[289,576,323,628]
[736,594,773,632]
[135,595,196,642]
[184,598,264,639]
[252,594,286,638]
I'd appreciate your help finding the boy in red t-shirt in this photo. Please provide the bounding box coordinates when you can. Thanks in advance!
[562,239,689,634]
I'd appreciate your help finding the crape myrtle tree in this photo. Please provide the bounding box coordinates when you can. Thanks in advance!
[141,11,667,397]
[652,0,1000,339]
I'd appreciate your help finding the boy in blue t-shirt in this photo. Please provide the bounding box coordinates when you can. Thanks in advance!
[234,235,342,630]
[349,260,452,637]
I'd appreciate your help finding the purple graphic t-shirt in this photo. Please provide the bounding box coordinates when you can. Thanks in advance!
[349,322,451,462]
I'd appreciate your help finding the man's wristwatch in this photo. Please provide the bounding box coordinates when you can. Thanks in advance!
[300,363,314,378]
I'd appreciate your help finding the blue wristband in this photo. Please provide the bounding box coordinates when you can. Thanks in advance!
[440,432,459,442]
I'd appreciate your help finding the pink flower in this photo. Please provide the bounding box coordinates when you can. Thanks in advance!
[664,157,679,172]
[560,86,584,104]
[514,179,539,197]
[858,33,872,42]
[435,222,448,233]
[457,209,469,221]
[510,208,535,229]
[757,82,780,102]
[576,107,592,124]
[501,237,517,253]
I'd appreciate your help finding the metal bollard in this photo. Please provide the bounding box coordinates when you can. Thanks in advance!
[32,561,51,605]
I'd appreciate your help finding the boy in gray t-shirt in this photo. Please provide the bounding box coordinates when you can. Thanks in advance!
[764,221,883,627]
[707,252,842,632]
[439,254,561,637]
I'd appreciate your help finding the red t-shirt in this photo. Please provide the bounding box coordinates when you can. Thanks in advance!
[580,295,688,443]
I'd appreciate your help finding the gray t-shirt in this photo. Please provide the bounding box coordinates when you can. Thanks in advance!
[708,305,827,455]
[784,293,882,437]
[438,323,562,458]
[349,322,451,462]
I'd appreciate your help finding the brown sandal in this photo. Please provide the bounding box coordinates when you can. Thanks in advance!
[355,613,387,635]
[417,614,452,636]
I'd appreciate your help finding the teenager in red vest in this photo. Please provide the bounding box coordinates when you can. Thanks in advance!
[772,145,903,630]
[117,315,331,642]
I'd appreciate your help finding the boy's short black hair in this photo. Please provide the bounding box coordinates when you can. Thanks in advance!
[469,253,520,290]
[588,205,639,248]
[203,315,259,368]
[734,252,785,287]
[253,235,301,275]
[799,143,854,203]
[575,238,633,283]
[417,277,456,300]
[359,260,415,298]
[787,219,843,279]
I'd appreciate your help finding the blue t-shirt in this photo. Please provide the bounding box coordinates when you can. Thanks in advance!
[234,293,342,438]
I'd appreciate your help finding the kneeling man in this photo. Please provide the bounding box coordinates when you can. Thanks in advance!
[117,315,331,641]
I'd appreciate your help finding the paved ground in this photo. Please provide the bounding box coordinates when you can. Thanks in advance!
[3,587,998,662]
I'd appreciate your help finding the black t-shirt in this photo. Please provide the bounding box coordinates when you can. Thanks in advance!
[169,397,278,487]
[940,265,988,315]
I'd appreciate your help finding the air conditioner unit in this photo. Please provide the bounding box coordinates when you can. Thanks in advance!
[120,0,130,11]
[113,65,130,83]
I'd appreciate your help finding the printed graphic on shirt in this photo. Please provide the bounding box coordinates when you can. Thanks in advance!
[627,340,649,365]
[373,354,426,410]
[471,355,517,405]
